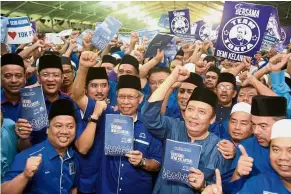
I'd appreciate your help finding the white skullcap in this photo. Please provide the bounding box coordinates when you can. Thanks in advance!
[271,119,291,140]
[230,102,251,115]
[184,63,195,73]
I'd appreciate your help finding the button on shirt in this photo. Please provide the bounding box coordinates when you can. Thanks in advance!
[215,104,232,123]
[1,89,22,122]
[83,98,163,194]
[3,139,78,194]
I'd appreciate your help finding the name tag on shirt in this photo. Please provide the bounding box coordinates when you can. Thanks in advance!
[69,162,76,175]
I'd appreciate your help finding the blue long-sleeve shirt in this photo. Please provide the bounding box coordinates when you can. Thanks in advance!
[141,100,232,194]
[270,71,291,119]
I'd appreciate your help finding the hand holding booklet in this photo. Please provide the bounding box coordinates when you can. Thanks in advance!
[104,114,134,156]
[162,139,202,184]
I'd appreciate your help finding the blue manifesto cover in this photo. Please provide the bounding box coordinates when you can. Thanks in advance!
[162,139,202,184]
[20,86,48,131]
[104,114,134,156]
[144,33,174,58]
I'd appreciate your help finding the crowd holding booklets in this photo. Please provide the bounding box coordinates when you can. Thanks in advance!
[1,1,291,194]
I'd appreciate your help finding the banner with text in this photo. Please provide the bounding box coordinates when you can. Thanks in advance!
[6,16,34,44]
[215,2,273,61]
[168,9,191,36]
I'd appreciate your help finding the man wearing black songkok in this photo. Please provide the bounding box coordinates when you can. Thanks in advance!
[141,65,232,193]
[224,95,287,194]
[101,55,117,75]
[1,53,26,122]
[215,72,237,122]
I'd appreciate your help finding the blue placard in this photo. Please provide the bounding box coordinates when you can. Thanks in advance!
[280,26,291,46]
[20,86,48,131]
[158,13,170,29]
[164,39,178,58]
[1,16,8,43]
[192,20,220,42]
[104,114,134,156]
[162,139,202,184]
[261,7,281,51]
[215,2,273,61]
[144,33,174,58]
[92,16,122,50]
[168,9,191,36]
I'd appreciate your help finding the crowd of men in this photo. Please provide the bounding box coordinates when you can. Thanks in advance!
[1,23,291,194]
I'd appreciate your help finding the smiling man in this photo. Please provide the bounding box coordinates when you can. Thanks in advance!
[238,119,291,193]
[2,99,79,194]
[141,66,232,194]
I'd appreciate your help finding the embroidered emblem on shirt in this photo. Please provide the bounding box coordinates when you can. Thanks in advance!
[263,191,278,194]
[69,162,76,175]
[139,133,146,139]
[44,171,50,174]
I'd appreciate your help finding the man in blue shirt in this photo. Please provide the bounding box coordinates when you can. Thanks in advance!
[223,95,287,194]
[2,99,79,194]
[72,51,162,194]
[141,66,232,194]
[15,54,83,149]
[237,119,291,194]
[1,53,26,122]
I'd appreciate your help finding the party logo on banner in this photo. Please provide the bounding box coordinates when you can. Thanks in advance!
[168,9,190,35]
[280,26,291,46]
[6,16,34,44]
[215,2,272,61]
[192,20,220,42]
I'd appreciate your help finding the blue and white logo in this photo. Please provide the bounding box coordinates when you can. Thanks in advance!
[222,16,260,54]
[171,14,190,34]
[199,24,212,41]
[280,28,286,44]
[266,15,278,37]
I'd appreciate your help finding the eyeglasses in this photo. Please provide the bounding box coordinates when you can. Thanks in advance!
[117,94,139,101]
[40,72,61,79]
[217,84,233,90]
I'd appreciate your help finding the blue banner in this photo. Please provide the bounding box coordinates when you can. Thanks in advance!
[192,20,220,42]
[261,7,281,51]
[168,9,191,36]
[92,16,122,50]
[20,86,48,131]
[1,16,8,43]
[162,139,202,185]
[215,2,273,61]
[280,26,291,46]
[158,13,170,29]
[104,114,134,156]
[164,39,178,58]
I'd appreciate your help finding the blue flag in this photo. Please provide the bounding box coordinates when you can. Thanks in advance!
[261,7,282,51]
[162,139,202,185]
[1,16,8,43]
[144,33,174,58]
[168,9,191,36]
[20,86,48,131]
[104,114,134,156]
[280,26,291,46]
[158,13,170,29]
[92,16,122,50]
[215,2,273,61]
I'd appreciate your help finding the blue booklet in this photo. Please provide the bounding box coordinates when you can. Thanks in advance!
[104,114,134,156]
[20,86,48,131]
[92,16,122,51]
[164,39,177,58]
[1,16,8,43]
[162,139,202,184]
[144,33,174,58]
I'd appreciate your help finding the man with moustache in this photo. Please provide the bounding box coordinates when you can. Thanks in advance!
[1,53,26,122]
[1,99,79,194]
[204,66,220,92]
[223,95,287,194]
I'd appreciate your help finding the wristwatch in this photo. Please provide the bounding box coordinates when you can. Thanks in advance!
[139,158,147,167]
[88,115,98,123]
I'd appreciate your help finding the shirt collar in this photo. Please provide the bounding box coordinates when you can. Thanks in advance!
[44,91,69,102]
[44,139,74,160]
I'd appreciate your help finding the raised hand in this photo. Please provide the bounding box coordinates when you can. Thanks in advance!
[171,66,190,82]
[202,169,222,194]
[130,32,139,45]
[24,154,42,179]
[92,100,107,118]
[154,49,165,62]
[79,51,100,68]
[235,145,253,177]
[267,53,291,72]
[82,31,93,51]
